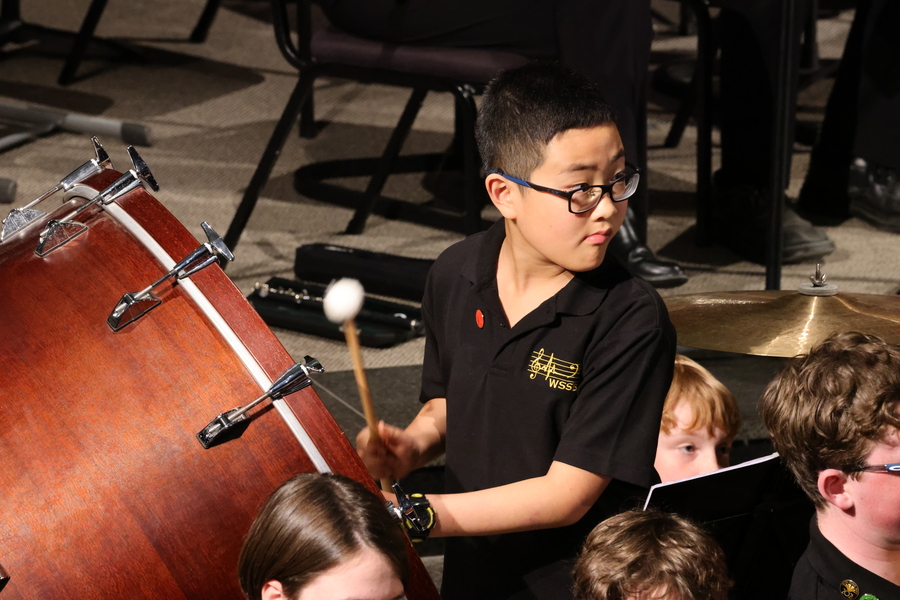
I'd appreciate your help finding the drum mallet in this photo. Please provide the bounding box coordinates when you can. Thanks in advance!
[323,278,393,492]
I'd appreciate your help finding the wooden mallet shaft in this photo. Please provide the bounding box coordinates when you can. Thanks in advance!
[343,317,393,493]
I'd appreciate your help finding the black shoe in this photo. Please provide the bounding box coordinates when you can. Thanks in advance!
[713,176,835,264]
[610,208,688,288]
[848,158,900,233]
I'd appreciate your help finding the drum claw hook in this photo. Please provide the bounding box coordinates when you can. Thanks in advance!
[2,136,111,243]
[35,145,156,257]
[107,221,234,331]
[196,356,325,449]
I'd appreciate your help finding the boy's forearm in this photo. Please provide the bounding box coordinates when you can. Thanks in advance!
[403,397,447,470]
[424,461,610,537]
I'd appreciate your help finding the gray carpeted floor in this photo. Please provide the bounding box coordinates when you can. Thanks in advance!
[2,0,897,480]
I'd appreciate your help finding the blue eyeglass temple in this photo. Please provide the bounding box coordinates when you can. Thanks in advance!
[488,169,637,200]
[492,171,533,188]
[842,463,900,473]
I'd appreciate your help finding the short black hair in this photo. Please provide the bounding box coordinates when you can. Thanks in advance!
[476,62,616,179]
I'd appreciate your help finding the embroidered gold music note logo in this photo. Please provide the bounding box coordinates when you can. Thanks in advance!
[528,348,581,391]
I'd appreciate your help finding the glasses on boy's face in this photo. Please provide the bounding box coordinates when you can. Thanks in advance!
[489,163,640,214]
[841,463,900,474]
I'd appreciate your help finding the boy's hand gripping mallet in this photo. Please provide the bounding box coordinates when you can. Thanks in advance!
[323,278,393,492]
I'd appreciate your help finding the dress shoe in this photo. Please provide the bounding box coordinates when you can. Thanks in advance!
[848,158,900,233]
[714,174,835,264]
[609,209,688,288]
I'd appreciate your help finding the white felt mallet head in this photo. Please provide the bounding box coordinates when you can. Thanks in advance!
[323,278,365,323]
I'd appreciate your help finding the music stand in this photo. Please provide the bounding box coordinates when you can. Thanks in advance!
[644,453,814,600]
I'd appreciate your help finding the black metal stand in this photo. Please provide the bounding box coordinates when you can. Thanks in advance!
[680,0,803,289]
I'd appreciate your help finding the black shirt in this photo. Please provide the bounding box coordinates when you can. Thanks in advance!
[420,221,676,600]
[789,518,900,600]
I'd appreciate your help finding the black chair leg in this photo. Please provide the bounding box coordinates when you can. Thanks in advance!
[455,85,483,235]
[448,97,466,161]
[688,0,714,247]
[800,0,818,72]
[679,1,697,36]
[345,87,429,234]
[190,0,221,43]
[299,94,317,138]
[57,0,107,85]
[224,75,315,252]
[58,0,108,85]
[664,68,698,149]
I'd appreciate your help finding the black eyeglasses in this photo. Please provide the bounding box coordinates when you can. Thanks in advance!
[489,163,640,214]
[841,463,900,474]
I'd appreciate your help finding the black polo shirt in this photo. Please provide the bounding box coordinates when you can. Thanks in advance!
[420,221,676,600]
[789,518,900,600]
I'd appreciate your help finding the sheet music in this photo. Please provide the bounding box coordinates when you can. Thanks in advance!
[643,452,780,510]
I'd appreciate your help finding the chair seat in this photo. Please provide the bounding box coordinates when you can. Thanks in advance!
[311,26,528,84]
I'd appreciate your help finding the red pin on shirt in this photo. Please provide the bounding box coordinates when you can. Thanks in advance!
[475,309,485,328]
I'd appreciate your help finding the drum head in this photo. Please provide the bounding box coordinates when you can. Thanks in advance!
[0,170,438,600]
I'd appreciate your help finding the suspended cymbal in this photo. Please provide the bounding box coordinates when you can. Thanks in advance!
[665,289,900,357]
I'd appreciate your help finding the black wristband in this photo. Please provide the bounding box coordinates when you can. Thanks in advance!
[390,483,436,542]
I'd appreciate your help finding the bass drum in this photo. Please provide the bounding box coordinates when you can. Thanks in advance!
[0,169,439,600]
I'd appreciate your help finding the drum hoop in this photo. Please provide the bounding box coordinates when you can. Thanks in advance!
[66,183,331,474]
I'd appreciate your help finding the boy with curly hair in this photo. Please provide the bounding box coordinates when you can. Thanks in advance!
[760,331,900,599]
[573,509,732,600]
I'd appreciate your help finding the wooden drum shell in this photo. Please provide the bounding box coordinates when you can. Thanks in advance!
[0,170,438,600]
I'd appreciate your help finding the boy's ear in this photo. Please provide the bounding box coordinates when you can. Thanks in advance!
[485,172,517,219]
[817,469,855,511]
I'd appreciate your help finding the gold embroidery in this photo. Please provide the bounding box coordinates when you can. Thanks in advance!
[528,349,581,391]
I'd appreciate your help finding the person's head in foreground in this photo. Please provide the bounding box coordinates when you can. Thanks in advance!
[655,355,741,482]
[573,509,732,600]
[477,62,639,273]
[238,473,409,600]
[759,332,900,555]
